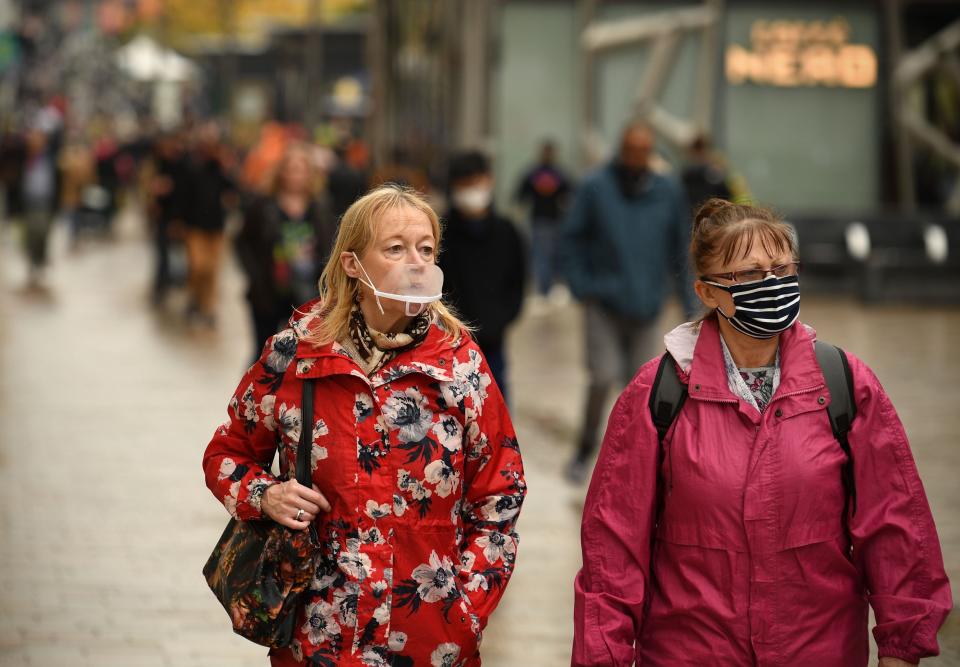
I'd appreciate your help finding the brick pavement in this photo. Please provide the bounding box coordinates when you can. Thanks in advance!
[1,211,957,666]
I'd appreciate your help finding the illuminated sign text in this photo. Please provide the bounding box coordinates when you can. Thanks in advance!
[726,17,877,88]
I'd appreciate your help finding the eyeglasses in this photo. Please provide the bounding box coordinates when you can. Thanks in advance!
[700,261,800,284]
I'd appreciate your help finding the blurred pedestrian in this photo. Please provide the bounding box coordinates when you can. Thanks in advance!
[572,198,952,667]
[202,184,526,666]
[58,135,96,247]
[181,122,236,328]
[514,139,571,308]
[0,127,27,221]
[20,125,58,290]
[680,133,732,212]
[92,125,119,233]
[560,121,696,483]
[145,131,187,305]
[326,137,369,223]
[236,142,337,362]
[439,150,526,402]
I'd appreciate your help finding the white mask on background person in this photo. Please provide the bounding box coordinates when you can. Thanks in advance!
[352,253,444,317]
[452,186,492,215]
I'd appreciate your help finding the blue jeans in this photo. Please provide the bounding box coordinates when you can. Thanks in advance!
[530,220,561,296]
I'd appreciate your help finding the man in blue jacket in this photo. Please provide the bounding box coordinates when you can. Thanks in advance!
[561,122,696,483]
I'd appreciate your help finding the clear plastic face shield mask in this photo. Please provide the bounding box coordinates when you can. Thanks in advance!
[352,252,444,317]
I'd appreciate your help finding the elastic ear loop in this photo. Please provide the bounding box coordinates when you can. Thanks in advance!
[352,252,385,315]
[702,280,735,319]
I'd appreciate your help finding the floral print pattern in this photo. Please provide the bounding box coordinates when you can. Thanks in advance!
[203,302,525,666]
[719,333,781,413]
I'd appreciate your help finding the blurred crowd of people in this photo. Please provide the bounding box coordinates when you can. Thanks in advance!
[1,102,747,483]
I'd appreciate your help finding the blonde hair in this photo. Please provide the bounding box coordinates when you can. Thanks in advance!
[690,198,798,324]
[301,183,468,346]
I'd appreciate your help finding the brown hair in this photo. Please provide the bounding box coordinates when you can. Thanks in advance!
[300,183,469,347]
[690,198,798,322]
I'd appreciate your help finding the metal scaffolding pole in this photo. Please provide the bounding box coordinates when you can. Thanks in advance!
[304,0,324,134]
[886,0,917,212]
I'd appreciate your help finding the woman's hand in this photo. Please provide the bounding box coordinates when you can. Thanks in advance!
[262,480,331,530]
[879,658,917,667]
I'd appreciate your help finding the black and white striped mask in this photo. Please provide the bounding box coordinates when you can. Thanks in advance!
[705,274,801,339]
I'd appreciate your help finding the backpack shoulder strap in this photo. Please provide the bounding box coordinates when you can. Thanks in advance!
[814,341,857,437]
[814,341,858,516]
[649,352,688,446]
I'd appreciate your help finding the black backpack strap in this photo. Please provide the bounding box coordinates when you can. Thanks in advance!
[814,341,858,517]
[649,352,688,446]
[299,379,318,543]
[649,353,687,534]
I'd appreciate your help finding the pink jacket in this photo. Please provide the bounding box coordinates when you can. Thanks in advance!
[573,318,951,666]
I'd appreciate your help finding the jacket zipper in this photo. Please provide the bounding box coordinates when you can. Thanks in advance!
[768,384,824,404]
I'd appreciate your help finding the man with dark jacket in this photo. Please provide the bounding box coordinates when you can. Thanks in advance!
[439,151,526,401]
[560,121,697,482]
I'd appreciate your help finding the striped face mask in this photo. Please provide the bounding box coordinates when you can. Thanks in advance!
[705,274,801,339]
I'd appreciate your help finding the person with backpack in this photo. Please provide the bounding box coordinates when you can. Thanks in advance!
[572,198,951,666]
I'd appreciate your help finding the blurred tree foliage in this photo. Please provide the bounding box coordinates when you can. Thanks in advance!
[153,0,368,49]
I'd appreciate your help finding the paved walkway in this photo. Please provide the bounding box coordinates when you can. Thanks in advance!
[1,209,957,666]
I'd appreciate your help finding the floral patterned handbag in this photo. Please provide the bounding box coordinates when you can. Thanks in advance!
[203,379,320,648]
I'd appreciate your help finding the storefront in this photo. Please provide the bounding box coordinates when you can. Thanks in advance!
[494,0,959,219]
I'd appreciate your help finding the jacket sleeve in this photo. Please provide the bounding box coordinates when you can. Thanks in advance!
[201,337,284,520]
[573,376,659,667]
[456,348,527,629]
[845,354,952,663]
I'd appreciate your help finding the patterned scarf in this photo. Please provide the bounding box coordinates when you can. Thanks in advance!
[719,334,781,414]
[344,305,432,375]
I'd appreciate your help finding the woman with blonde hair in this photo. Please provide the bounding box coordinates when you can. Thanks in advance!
[204,184,526,666]
[236,142,336,361]
[573,198,951,666]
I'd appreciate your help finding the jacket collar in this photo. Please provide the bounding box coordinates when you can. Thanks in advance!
[289,300,467,387]
[666,317,825,401]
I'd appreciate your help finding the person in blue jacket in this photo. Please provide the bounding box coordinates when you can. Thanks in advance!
[560,121,696,483]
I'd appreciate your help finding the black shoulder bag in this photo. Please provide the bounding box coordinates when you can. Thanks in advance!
[203,379,320,648]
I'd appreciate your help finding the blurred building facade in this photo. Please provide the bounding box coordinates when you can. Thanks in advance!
[3,0,958,301]
[489,0,960,219]
[366,0,960,300]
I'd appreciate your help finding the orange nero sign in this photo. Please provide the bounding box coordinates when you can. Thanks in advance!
[726,17,877,88]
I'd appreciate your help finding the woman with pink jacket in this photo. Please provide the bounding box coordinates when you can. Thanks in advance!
[572,199,951,666]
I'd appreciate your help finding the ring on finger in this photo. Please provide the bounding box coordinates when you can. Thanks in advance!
[295,508,305,522]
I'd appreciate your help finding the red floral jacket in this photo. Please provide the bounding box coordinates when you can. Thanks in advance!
[203,304,526,666]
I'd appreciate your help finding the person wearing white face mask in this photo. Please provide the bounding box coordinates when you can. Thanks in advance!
[351,251,445,318]
[202,184,527,666]
[439,150,527,402]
